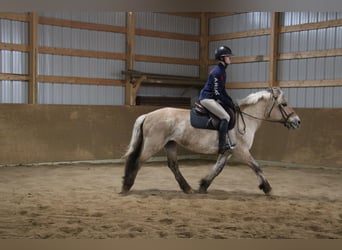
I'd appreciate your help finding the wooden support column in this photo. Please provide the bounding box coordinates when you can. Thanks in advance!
[130,76,146,105]
[125,12,136,105]
[28,12,38,104]
[199,12,209,81]
[269,12,280,87]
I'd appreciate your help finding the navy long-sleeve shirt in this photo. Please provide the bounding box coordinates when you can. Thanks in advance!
[198,62,234,109]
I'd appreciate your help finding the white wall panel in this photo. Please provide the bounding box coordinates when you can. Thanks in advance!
[135,35,199,59]
[281,12,339,26]
[209,36,269,58]
[230,86,342,108]
[135,12,199,35]
[38,11,126,26]
[277,56,342,81]
[134,61,199,77]
[278,27,342,53]
[138,86,199,104]
[0,80,28,103]
[0,19,28,44]
[226,62,268,83]
[282,87,342,108]
[39,25,126,53]
[209,12,271,35]
[38,54,125,80]
[0,51,28,74]
[38,82,124,105]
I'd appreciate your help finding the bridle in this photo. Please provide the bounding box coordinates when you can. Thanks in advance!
[236,88,295,134]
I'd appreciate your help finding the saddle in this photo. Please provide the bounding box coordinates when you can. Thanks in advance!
[190,102,236,131]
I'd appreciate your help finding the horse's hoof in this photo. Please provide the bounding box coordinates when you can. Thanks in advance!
[259,181,272,195]
[119,190,129,196]
[199,179,210,194]
[198,188,208,194]
[183,188,195,194]
[119,186,131,195]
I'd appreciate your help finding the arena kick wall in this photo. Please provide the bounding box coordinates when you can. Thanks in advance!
[0,105,341,169]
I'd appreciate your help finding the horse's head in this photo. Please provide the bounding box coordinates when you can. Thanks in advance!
[265,87,301,129]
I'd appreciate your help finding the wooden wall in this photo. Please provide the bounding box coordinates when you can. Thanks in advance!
[0,105,340,168]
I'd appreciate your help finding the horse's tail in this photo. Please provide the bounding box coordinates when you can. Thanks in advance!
[123,114,146,160]
[121,114,146,193]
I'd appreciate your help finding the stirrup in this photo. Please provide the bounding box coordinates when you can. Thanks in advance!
[218,143,235,154]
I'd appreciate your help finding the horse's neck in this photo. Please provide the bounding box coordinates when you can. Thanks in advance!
[240,99,268,133]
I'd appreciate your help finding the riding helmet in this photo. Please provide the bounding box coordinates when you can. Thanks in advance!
[214,46,233,60]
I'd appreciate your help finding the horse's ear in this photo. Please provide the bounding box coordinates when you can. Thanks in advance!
[270,87,282,99]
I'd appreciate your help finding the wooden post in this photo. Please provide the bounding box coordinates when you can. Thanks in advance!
[125,12,135,105]
[130,75,146,105]
[28,12,38,104]
[199,12,209,81]
[269,12,280,87]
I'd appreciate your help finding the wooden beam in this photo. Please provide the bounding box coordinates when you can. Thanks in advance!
[0,42,30,52]
[280,19,342,33]
[209,28,270,41]
[39,46,126,60]
[199,12,209,81]
[223,79,342,89]
[159,12,202,18]
[125,12,135,105]
[39,16,126,33]
[0,73,29,81]
[226,82,269,89]
[279,48,342,60]
[135,29,199,41]
[38,75,125,86]
[278,79,342,88]
[28,12,38,104]
[206,12,246,19]
[208,55,270,65]
[135,55,199,65]
[269,12,280,87]
[0,12,30,22]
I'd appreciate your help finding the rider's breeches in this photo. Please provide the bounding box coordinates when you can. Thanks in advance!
[200,99,230,122]
[200,98,236,146]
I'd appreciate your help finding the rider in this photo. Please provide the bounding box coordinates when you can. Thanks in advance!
[198,45,236,154]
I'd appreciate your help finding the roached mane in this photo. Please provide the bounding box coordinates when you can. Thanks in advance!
[237,90,272,107]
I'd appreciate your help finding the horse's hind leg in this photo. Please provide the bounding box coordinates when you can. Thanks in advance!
[164,141,193,194]
[199,153,231,193]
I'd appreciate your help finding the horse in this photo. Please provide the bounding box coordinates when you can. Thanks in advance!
[121,87,301,195]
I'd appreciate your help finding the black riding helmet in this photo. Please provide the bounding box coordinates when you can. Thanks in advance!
[214,46,233,60]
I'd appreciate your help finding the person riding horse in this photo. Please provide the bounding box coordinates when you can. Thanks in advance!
[198,45,236,154]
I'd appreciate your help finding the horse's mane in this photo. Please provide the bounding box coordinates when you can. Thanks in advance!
[237,90,272,107]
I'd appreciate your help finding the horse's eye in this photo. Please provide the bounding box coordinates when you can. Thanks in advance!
[282,103,287,107]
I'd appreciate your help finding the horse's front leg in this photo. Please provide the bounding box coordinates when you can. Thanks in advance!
[199,152,231,193]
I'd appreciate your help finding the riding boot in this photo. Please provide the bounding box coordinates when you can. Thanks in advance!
[228,129,237,149]
[218,119,232,154]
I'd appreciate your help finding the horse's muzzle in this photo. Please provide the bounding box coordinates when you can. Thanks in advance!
[286,116,301,129]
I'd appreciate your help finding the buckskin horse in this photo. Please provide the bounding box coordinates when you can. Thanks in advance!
[121,87,301,195]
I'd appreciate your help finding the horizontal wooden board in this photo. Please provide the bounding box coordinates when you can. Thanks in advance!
[38,75,125,86]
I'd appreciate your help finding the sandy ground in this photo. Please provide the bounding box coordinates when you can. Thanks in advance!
[0,160,341,239]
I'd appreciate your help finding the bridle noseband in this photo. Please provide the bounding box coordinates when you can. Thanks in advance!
[237,88,296,134]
